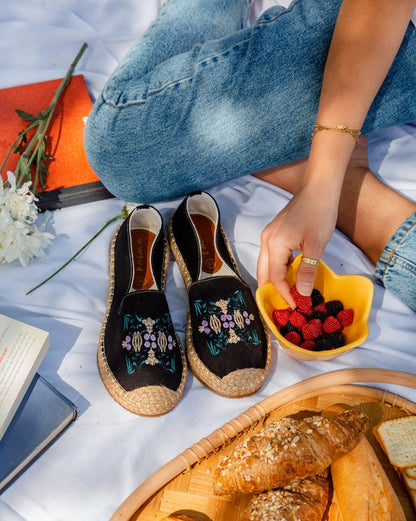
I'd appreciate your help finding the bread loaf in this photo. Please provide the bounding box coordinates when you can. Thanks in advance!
[243,471,330,521]
[213,409,369,496]
[331,436,406,520]
[373,415,416,512]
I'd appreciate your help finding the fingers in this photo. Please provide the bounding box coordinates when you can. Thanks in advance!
[257,233,297,308]
[296,254,320,296]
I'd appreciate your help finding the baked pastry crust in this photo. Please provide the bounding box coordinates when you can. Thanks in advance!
[243,471,330,521]
[213,409,369,495]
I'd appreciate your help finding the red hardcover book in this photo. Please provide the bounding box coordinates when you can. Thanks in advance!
[0,75,112,210]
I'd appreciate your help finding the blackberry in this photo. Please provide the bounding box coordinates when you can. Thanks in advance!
[326,300,344,316]
[310,310,327,322]
[326,332,346,348]
[280,322,300,336]
[314,336,333,351]
[311,288,325,307]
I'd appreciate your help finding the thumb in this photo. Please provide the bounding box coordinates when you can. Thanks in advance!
[296,255,320,296]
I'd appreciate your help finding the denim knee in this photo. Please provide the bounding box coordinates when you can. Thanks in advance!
[375,211,416,312]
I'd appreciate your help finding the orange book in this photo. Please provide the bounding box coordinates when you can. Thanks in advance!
[0,75,112,210]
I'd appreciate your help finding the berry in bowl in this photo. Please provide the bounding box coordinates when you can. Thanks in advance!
[255,254,374,361]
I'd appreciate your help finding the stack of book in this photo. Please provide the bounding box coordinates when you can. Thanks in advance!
[0,74,113,211]
[0,314,77,492]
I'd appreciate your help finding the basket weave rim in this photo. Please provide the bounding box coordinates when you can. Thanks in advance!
[110,367,416,521]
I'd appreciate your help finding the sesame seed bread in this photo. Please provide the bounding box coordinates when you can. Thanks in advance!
[213,409,369,496]
[243,471,330,521]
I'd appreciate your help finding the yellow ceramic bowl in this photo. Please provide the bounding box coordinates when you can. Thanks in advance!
[256,254,374,361]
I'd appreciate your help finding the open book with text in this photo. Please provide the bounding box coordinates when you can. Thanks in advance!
[0,314,50,440]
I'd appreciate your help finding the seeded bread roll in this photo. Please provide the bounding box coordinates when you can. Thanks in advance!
[331,436,406,520]
[213,409,369,496]
[243,471,330,521]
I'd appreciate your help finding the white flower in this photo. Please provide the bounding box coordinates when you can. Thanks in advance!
[0,171,54,266]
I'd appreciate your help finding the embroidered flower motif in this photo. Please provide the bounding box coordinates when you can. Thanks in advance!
[167,335,175,350]
[142,317,155,333]
[209,314,222,334]
[145,348,159,366]
[131,330,142,352]
[122,335,132,350]
[228,329,240,344]
[221,314,235,329]
[122,313,177,374]
[198,319,211,334]
[193,290,260,354]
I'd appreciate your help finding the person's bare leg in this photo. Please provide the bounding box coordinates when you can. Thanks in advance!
[253,137,416,263]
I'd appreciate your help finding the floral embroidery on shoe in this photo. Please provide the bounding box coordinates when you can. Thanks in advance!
[122,312,177,374]
[194,290,261,356]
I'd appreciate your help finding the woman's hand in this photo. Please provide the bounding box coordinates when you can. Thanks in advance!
[257,172,340,308]
[256,0,415,308]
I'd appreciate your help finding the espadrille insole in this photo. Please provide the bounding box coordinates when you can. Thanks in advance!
[131,229,156,291]
[190,214,222,276]
[190,214,237,280]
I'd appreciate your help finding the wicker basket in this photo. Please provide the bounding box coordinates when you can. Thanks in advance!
[111,368,416,521]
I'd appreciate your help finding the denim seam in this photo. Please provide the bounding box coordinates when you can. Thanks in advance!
[196,39,251,68]
[105,38,252,107]
[148,76,193,96]
[104,76,193,106]
[379,221,416,281]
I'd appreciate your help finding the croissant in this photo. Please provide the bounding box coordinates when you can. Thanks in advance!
[213,409,369,495]
[243,471,330,521]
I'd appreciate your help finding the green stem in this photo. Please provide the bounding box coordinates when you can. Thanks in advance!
[0,121,39,182]
[26,213,123,295]
[4,42,88,190]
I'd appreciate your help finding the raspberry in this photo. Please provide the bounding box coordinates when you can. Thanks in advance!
[290,285,312,311]
[326,300,344,316]
[313,302,327,314]
[302,307,313,317]
[285,331,301,345]
[311,288,324,307]
[272,308,291,327]
[323,316,342,334]
[337,308,354,327]
[302,319,323,340]
[273,286,354,353]
[288,310,307,329]
[300,339,316,350]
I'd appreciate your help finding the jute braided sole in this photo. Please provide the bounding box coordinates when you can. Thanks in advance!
[168,218,271,398]
[97,227,187,417]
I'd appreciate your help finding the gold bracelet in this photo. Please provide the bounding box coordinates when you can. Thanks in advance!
[311,123,361,144]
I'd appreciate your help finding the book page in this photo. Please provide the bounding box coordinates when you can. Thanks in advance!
[0,314,50,440]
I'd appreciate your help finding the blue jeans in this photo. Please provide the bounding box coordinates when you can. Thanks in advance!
[375,212,416,312]
[84,0,416,311]
[84,0,416,202]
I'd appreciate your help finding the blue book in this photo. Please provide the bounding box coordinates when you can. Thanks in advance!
[0,374,77,492]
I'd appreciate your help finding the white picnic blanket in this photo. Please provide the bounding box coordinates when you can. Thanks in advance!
[1,1,416,520]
